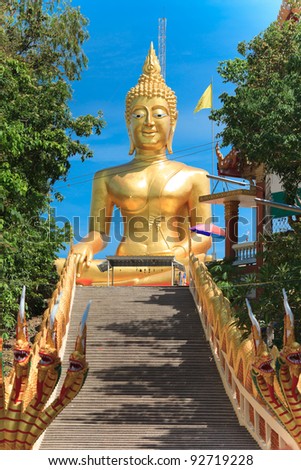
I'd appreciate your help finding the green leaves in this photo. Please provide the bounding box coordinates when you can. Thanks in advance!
[211,18,301,205]
[72,112,105,137]
[4,1,89,81]
[217,58,248,85]
[2,1,105,332]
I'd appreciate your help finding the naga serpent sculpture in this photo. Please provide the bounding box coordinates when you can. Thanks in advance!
[190,256,301,448]
[247,293,301,446]
[0,286,91,450]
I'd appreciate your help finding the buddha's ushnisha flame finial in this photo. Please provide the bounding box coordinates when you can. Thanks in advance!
[125,42,177,126]
[142,42,162,77]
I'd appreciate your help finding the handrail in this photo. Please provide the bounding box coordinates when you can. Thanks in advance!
[189,254,300,450]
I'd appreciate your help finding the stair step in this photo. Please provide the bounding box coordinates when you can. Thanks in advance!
[40,286,259,450]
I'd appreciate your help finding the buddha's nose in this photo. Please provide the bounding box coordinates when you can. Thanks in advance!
[145,113,155,126]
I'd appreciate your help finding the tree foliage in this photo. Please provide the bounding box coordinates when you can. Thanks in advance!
[209,14,301,347]
[211,17,301,204]
[1,0,105,332]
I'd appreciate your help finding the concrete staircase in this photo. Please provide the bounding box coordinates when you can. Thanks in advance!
[40,286,259,449]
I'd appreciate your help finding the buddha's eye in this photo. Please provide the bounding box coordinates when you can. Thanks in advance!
[132,112,145,119]
[153,109,168,119]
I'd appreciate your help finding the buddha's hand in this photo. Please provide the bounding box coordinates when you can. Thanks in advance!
[71,231,103,277]
[71,242,94,277]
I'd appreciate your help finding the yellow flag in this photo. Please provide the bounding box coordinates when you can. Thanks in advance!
[193,83,212,113]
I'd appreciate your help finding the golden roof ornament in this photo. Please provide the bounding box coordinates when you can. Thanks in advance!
[125,42,177,126]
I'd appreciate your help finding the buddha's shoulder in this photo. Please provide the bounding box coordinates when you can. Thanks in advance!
[94,162,130,179]
[176,162,209,177]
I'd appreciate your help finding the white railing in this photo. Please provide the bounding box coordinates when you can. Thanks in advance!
[232,242,257,266]
[189,264,299,450]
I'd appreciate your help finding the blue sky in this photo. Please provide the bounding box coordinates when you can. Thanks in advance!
[53,0,282,260]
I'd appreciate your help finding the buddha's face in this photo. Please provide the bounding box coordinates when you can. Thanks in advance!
[128,96,177,155]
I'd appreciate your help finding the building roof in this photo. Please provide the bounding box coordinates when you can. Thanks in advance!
[199,188,257,207]
[278,1,301,23]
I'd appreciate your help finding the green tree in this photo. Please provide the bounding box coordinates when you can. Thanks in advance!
[209,12,301,347]
[211,16,301,204]
[1,0,105,332]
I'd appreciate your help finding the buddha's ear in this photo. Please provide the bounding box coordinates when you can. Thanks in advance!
[128,129,135,155]
[167,111,178,155]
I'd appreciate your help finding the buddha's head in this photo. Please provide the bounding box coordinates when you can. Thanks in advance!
[125,43,178,155]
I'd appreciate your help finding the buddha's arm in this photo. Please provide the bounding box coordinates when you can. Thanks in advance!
[188,171,212,256]
[72,171,114,275]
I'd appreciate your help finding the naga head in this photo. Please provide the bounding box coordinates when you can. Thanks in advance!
[38,342,59,370]
[14,340,31,366]
[35,292,63,405]
[67,300,90,375]
[58,301,91,404]
[246,299,275,390]
[14,286,31,368]
[37,328,61,379]
[38,290,64,371]
[35,339,61,406]
[13,287,32,403]
[280,289,301,397]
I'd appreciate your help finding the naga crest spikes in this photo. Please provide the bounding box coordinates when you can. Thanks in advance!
[246,298,262,354]
[246,298,275,393]
[283,289,295,346]
[281,289,301,398]
[45,290,64,349]
[75,300,92,356]
[38,290,63,352]
[50,290,63,331]
[17,286,27,342]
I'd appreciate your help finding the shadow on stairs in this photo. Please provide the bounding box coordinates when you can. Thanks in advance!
[40,286,259,450]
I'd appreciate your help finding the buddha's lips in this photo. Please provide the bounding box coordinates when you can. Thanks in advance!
[68,359,84,372]
[286,352,301,365]
[39,353,54,366]
[259,360,274,373]
[14,349,29,363]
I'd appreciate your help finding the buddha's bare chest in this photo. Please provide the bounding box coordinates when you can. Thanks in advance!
[108,167,189,213]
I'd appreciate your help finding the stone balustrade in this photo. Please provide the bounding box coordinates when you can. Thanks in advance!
[232,242,257,266]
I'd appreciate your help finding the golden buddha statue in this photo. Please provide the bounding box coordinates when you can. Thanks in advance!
[72,43,212,285]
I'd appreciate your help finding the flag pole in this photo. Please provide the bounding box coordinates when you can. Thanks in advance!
[211,76,216,261]
[193,79,217,261]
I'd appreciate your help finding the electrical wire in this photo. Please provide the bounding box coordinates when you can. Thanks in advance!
[54,140,219,190]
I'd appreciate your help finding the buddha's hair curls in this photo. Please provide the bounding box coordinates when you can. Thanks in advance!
[125,43,177,126]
